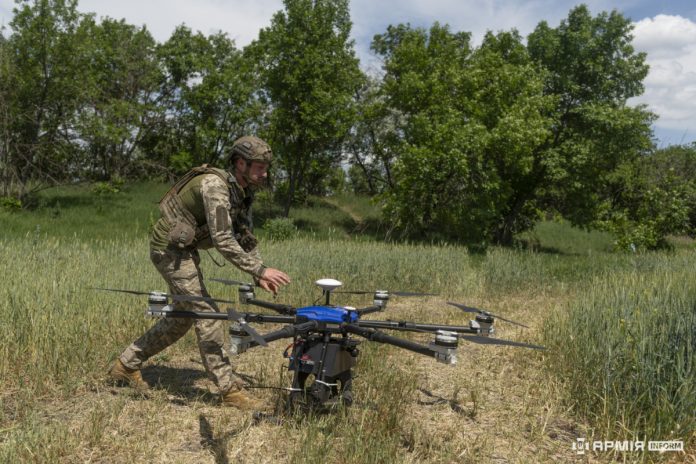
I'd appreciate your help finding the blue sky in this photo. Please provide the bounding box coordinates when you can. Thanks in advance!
[1,0,695,146]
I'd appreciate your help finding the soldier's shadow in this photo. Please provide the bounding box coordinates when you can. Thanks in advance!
[142,365,214,405]
[140,365,259,406]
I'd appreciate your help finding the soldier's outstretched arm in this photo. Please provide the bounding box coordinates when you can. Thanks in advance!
[201,175,266,279]
[258,268,291,295]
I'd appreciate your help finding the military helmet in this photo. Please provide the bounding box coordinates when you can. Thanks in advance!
[230,136,273,164]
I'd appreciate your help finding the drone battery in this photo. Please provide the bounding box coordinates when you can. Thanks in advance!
[291,338,357,377]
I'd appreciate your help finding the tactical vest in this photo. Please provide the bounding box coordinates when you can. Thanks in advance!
[159,164,245,249]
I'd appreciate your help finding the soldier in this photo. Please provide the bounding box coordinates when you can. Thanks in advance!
[109,135,290,410]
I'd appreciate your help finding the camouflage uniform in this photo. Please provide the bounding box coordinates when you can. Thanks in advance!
[119,171,264,394]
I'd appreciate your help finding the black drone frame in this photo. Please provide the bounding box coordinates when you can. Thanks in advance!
[99,278,544,412]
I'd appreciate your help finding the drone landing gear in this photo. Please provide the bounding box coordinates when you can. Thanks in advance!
[285,333,357,413]
[287,370,353,413]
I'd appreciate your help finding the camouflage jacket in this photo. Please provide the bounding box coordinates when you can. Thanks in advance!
[150,168,265,278]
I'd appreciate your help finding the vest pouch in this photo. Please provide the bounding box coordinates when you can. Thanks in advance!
[236,228,258,252]
[169,220,196,249]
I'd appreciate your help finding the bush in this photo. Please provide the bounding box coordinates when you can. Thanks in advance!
[263,217,297,241]
[0,195,22,212]
[91,181,121,196]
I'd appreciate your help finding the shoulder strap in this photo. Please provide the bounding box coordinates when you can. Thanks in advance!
[159,164,236,203]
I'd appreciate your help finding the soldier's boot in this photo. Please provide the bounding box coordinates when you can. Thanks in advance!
[221,385,266,411]
[109,359,149,390]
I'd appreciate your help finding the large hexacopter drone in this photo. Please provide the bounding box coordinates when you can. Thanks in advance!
[98,278,543,411]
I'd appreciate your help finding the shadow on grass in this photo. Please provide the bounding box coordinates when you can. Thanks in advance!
[141,365,215,404]
[199,413,246,464]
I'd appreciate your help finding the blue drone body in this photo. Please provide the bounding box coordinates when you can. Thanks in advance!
[295,305,360,324]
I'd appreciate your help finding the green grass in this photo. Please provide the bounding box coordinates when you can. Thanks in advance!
[544,253,696,442]
[0,182,165,240]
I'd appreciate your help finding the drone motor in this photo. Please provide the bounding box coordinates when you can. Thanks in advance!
[238,284,255,304]
[229,321,253,355]
[473,313,495,336]
[429,330,458,365]
[373,291,390,309]
[146,291,172,318]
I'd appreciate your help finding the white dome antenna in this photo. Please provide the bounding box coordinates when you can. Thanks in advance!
[316,278,342,305]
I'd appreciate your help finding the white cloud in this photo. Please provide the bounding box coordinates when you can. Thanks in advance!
[630,15,696,136]
[76,0,283,45]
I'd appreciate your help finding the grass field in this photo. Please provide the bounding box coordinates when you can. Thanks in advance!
[0,183,694,463]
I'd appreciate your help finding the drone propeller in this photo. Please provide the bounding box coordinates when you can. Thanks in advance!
[335,290,438,297]
[208,278,257,287]
[447,301,529,329]
[91,287,268,347]
[92,287,235,305]
[460,335,545,350]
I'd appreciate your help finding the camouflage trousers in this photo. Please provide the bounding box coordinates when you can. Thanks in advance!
[119,248,242,393]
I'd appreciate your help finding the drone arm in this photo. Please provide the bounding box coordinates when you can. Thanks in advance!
[356,305,382,316]
[358,320,478,334]
[149,310,229,320]
[241,313,297,324]
[244,298,295,315]
[343,324,443,360]
[247,320,319,348]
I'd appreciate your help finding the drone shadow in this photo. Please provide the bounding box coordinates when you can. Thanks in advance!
[417,388,475,418]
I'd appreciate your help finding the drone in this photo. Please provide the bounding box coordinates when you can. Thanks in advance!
[97,278,544,411]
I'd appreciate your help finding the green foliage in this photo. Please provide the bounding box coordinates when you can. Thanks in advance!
[3,0,87,196]
[373,6,655,247]
[0,195,22,211]
[91,181,121,196]
[347,164,373,195]
[150,26,262,170]
[598,144,696,250]
[263,217,297,241]
[247,0,364,215]
[75,16,161,180]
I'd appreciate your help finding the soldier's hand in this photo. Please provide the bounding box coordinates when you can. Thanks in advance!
[259,268,290,295]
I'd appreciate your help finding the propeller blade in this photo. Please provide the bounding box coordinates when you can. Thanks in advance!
[92,287,266,346]
[460,335,545,350]
[169,294,236,304]
[391,291,438,297]
[446,301,529,328]
[92,287,150,296]
[335,290,437,297]
[205,300,267,347]
[93,287,235,305]
[209,278,256,287]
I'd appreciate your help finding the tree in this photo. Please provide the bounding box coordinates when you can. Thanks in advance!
[599,144,696,250]
[527,5,655,228]
[75,17,161,180]
[148,26,263,176]
[247,0,364,216]
[345,75,401,195]
[3,0,88,198]
[374,5,655,246]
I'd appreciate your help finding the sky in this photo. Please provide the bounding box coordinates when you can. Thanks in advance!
[1,0,695,146]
